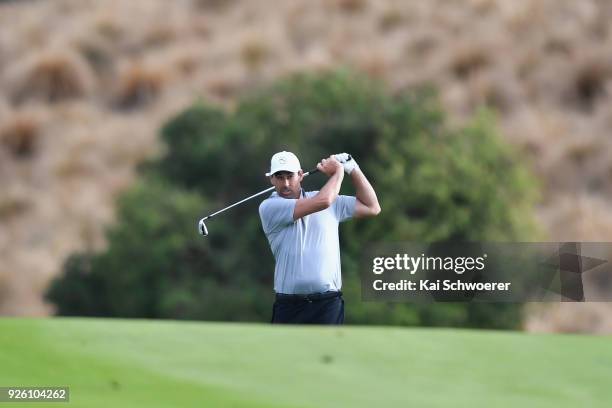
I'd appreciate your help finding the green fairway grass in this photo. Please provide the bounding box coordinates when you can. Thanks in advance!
[0,318,610,407]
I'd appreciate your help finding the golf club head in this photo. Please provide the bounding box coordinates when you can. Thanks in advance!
[198,218,209,236]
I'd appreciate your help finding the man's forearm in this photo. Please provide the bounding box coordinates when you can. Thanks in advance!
[351,168,380,212]
[316,169,344,205]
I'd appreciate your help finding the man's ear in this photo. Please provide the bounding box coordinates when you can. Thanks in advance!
[269,176,274,186]
[298,170,304,182]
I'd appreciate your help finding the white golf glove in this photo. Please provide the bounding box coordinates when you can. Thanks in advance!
[334,152,359,175]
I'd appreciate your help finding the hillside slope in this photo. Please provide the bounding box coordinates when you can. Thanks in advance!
[1,0,612,329]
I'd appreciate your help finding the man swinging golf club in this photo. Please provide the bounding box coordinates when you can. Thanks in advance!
[259,151,381,324]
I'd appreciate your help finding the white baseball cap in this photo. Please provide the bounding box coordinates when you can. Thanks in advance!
[265,151,301,176]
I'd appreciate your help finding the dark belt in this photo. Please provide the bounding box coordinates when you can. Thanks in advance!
[275,290,342,303]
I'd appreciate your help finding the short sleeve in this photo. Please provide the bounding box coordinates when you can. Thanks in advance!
[333,195,356,223]
[259,197,296,234]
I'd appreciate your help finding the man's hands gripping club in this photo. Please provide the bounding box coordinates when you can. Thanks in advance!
[334,153,359,175]
[293,155,344,220]
[316,155,345,176]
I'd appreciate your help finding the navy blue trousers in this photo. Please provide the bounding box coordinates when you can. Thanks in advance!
[271,291,344,325]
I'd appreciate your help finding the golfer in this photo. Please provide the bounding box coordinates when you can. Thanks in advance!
[259,151,381,324]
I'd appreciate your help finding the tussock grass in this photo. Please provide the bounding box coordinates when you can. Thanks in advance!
[332,0,367,14]
[94,14,124,42]
[193,0,237,11]
[569,55,612,111]
[240,37,270,70]
[7,51,95,104]
[0,186,31,219]
[527,301,612,333]
[378,8,403,32]
[450,43,490,79]
[205,73,241,99]
[75,35,115,75]
[114,63,167,109]
[0,111,41,158]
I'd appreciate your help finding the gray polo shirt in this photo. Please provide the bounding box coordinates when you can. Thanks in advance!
[259,190,356,295]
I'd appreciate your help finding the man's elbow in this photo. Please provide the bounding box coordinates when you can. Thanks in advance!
[316,194,334,210]
[322,195,335,209]
[359,203,381,218]
[372,203,381,216]
[355,200,381,218]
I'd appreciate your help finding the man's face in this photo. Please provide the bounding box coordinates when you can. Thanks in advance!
[270,170,303,199]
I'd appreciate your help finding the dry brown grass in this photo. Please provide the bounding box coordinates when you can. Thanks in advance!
[0,112,41,158]
[172,49,201,77]
[378,8,404,32]
[449,43,490,79]
[205,74,241,99]
[240,37,270,71]
[568,54,612,111]
[331,0,368,14]
[75,34,115,75]
[538,194,612,241]
[0,187,31,219]
[193,0,237,11]
[143,24,177,49]
[114,63,167,109]
[525,303,612,334]
[7,51,95,104]
[0,272,10,312]
[356,51,388,79]
[94,14,124,42]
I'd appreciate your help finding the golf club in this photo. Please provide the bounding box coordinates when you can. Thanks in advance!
[198,155,352,236]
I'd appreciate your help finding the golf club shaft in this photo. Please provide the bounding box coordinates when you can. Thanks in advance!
[202,168,319,221]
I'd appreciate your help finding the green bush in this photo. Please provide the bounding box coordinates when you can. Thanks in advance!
[48,70,539,328]
[47,179,271,321]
